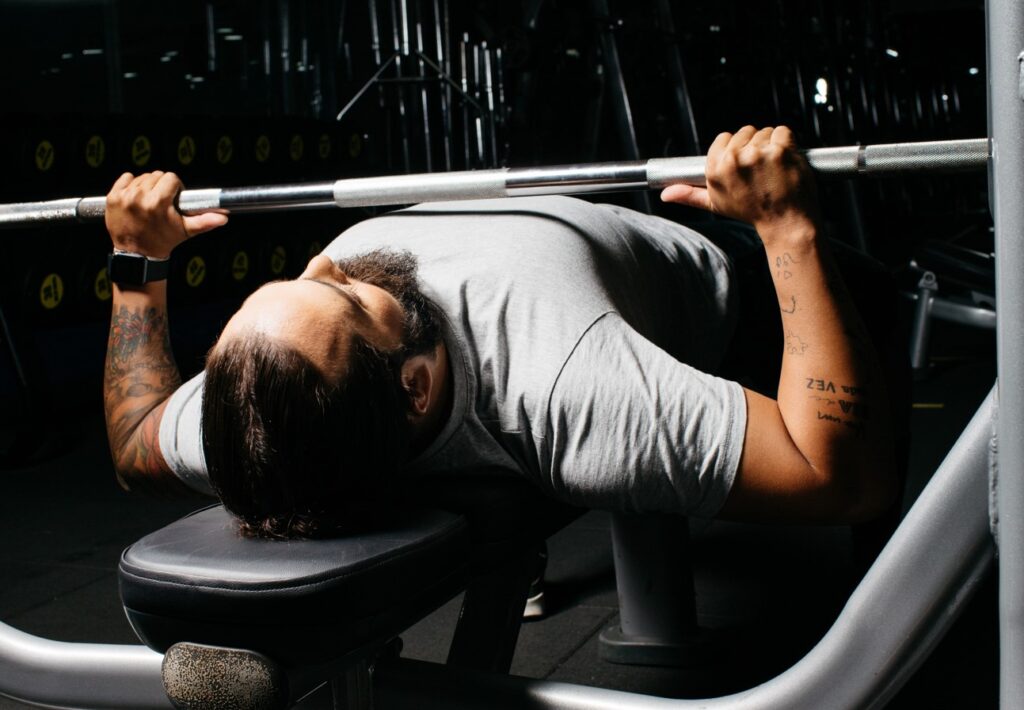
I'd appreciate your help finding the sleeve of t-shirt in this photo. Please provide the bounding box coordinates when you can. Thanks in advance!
[544,312,746,518]
[157,371,215,496]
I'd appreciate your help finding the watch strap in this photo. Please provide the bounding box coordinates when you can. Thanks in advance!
[107,250,171,285]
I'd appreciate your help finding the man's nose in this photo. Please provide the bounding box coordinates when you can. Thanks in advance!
[301,254,348,282]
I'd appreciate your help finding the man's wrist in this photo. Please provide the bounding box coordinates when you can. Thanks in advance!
[111,243,172,260]
[108,250,171,286]
[755,213,820,249]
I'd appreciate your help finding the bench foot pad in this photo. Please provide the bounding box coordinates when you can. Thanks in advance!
[162,642,289,710]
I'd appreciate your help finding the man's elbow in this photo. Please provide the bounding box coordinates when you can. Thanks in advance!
[110,453,202,499]
[824,458,900,524]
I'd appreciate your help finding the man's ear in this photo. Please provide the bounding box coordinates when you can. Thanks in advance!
[401,354,434,418]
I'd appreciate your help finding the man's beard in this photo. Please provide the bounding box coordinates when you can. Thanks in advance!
[333,249,442,357]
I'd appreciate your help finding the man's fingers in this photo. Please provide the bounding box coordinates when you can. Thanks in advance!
[726,125,758,151]
[109,172,134,195]
[130,171,164,194]
[706,131,732,173]
[660,184,713,212]
[154,171,183,199]
[183,211,229,237]
[770,125,796,148]
[750,126,774,146]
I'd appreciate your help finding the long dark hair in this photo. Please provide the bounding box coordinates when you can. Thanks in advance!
[201,331,412,538]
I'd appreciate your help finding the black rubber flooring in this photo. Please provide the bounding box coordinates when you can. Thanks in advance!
[0,317,999,709]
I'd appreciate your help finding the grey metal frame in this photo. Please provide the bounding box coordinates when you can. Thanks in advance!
[0,1,1019,705]
[987,0,1024,704]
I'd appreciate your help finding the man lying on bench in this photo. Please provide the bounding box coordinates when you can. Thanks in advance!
[102,125,897,537]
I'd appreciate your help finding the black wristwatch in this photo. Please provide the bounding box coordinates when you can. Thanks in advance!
[107,250,171,286]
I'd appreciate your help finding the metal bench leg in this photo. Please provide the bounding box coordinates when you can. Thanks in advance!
[446,547,536,673]
[599,513,711,667]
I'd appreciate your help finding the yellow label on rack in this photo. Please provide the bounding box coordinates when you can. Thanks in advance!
[269,246,287,275]
[255,135,271,163]
[40,273,63,309]
[318,134,331,160]
[177,135,196,166]
[289,134,304,162]
[186,256,206,287]
[216,135,234,165]
[94,268,111,302]
[85,135,105,168]
[348,133,363,158]
[231,250,249,281]
[131,135,152,167]
[35,140,55,172]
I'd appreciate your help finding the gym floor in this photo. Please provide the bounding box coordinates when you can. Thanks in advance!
[0,315,998,709]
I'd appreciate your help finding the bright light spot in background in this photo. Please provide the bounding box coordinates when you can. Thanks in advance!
[720,57,727,64]
[82,48,103,56]
[969,67,980,75]
[123,72,138,79]
[61,52,72,60]
[225,34,243,41]
[886,48,899,58]
[942,93,949,101]
[813,77,829,105]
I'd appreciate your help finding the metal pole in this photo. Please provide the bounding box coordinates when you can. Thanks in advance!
[416,20,433,172]
[0,138,989,228]
[592,0,651,213]
[389,0,411,171]
[432,0,452,171]
[0,621,170,709]
[458,34,471,168]
[987,0,1024,706]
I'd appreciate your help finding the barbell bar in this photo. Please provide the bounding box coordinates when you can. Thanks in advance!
[0,137,988,228]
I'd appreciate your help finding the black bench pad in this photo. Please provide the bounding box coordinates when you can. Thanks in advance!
[119,505,469,666]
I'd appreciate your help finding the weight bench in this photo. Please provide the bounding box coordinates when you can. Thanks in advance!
[118,477,582,708]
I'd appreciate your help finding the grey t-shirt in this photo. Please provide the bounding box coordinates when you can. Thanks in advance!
[160,196,747,517]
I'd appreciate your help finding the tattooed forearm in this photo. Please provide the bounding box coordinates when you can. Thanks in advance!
[103,304,182,488]
[107,306,177,378]
[781,296,797,314]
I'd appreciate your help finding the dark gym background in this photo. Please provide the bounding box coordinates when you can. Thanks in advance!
[0,1,997,707]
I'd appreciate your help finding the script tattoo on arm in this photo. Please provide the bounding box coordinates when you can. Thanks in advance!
[775,252,800,280]
[809,379,870,435]
[104,304,182,489]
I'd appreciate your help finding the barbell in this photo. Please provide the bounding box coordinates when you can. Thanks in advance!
[0,137,988,228]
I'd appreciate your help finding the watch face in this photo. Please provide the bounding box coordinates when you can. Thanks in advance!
[108,253,169,285]
[108,253,149,285]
